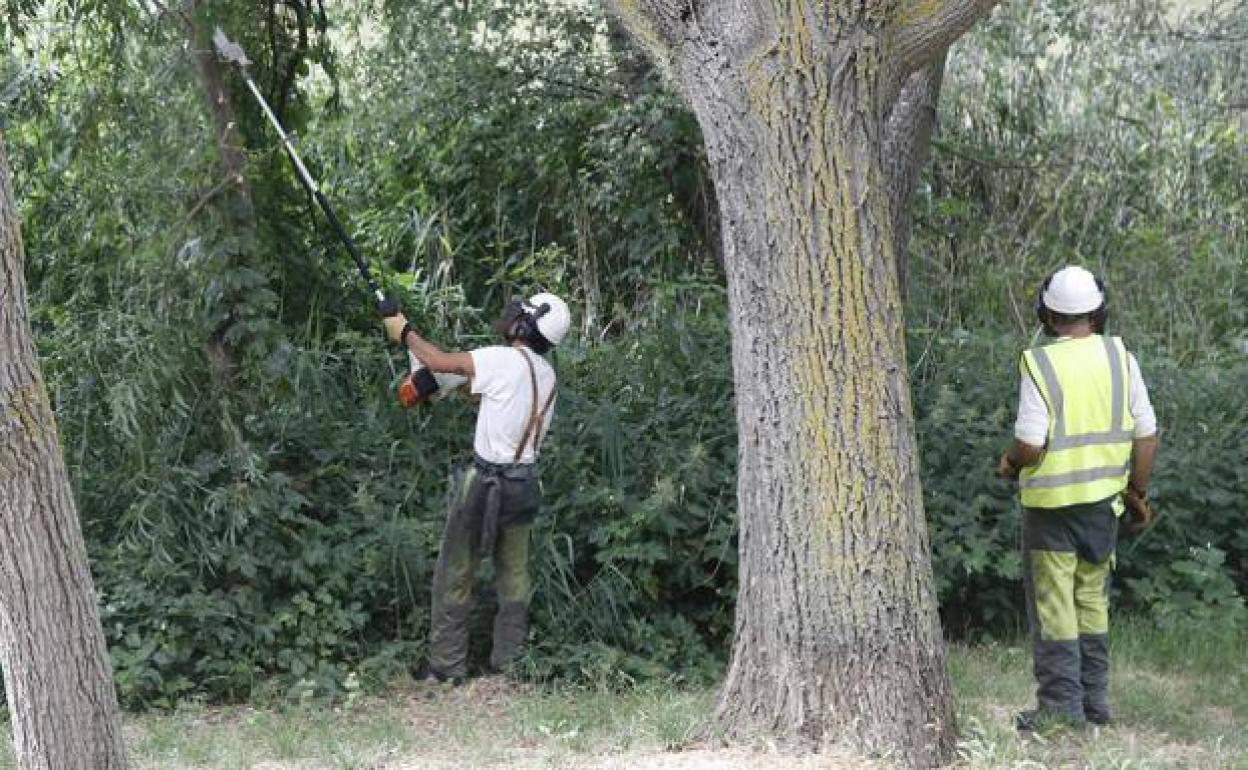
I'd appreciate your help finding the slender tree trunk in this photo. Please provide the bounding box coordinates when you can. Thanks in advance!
[607,2,999,766]
[0,137,128,769]
[186,0,260,386]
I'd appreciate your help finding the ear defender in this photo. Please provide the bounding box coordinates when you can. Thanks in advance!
[499,299,551,344]
[517,302,551,342]
[1035,271,1058,336]
[1091,275,1109,333]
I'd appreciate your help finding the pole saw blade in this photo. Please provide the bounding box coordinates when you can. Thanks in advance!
[212,27,251,69]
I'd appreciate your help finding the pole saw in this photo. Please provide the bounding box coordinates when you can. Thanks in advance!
[211,29,439,406]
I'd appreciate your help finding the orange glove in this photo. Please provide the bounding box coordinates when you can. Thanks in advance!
[1123,487,1153,534]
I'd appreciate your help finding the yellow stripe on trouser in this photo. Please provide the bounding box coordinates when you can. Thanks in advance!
[1074,558,1110,636]
[1022,500,1117,719]
[1030,550,1111,641]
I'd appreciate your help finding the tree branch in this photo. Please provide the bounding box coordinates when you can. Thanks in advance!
[884,54,945,298]
[604,0,705,71]
[895,0,1000,77]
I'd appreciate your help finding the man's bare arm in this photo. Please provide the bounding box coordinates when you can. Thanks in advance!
[384,314,475,377]
[405,332,474,377]
[1128,434,1158,494]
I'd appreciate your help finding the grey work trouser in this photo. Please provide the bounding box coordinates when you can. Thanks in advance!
[427,465,534,678]
[1021,497,1117,722]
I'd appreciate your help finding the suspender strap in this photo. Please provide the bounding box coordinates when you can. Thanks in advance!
[514,349,558,464]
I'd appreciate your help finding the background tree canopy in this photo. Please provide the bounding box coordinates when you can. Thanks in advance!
[1,0,1244,707]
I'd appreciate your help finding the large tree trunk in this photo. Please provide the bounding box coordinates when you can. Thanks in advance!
[607,2,998,766]
[698,29,956,766]
[0,138,128,768]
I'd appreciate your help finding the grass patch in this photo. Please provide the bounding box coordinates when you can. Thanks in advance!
[951,618,1247,769]
[0,620,1243,768]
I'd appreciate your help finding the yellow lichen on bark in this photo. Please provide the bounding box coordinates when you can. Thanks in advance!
[895,0,947,25]
[782,2,815,71]
[608,0,670,68]
[1,381,49,439]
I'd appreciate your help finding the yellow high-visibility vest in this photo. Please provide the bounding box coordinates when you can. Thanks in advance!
[1019,335,1135,509]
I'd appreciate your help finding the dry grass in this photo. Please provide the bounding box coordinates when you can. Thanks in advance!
[2,625,1244,769]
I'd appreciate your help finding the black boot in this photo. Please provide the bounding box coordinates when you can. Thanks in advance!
[1080,635,1113,726]
[1015,708,1088,733]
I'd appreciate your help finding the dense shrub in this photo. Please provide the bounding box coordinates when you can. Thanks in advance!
[3,0,1244,707]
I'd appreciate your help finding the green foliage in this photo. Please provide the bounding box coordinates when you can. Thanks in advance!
[1124,546,1247,631]
[914,1,1248,361]
[520,288,736,685]
[3,0,1245,709]
[910,331,1025,635]
[320,0,713,312]
[907,0,1248,633]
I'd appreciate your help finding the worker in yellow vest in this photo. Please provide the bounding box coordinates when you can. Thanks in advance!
[998,266,1158,731]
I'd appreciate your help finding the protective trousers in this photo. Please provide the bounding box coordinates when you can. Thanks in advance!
[427,465,534,679]
[1022,498,1117,723]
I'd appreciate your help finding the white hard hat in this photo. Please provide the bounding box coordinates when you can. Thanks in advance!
[527,292,571,346]
[1042,266,1105,315]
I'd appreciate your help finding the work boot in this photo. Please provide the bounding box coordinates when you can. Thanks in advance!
[1083,704,1113,726]
[416,666,465,688]
[1015,708,1087,733]
[1080,635,1112,726]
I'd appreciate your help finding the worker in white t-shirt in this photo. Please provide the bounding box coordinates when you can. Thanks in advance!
[384,293,571,684]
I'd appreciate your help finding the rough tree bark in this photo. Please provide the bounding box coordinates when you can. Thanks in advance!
[606,2,997,766]
[884,55,945,298]
[0,138,129,768]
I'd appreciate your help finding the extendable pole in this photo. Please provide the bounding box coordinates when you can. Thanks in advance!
[213,28,397,317]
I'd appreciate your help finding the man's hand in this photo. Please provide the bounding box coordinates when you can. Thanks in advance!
[1123,487,1154,534]
[998,440,1043,481]
[384,313,409,345]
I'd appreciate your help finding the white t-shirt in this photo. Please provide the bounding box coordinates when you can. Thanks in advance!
[1014,343,1157,446]
[469,345,557,465]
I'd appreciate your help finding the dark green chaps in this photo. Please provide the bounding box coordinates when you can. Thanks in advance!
[427,464,535,678]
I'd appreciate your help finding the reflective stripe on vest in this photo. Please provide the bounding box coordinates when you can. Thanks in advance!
[1019,336,1135,509]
